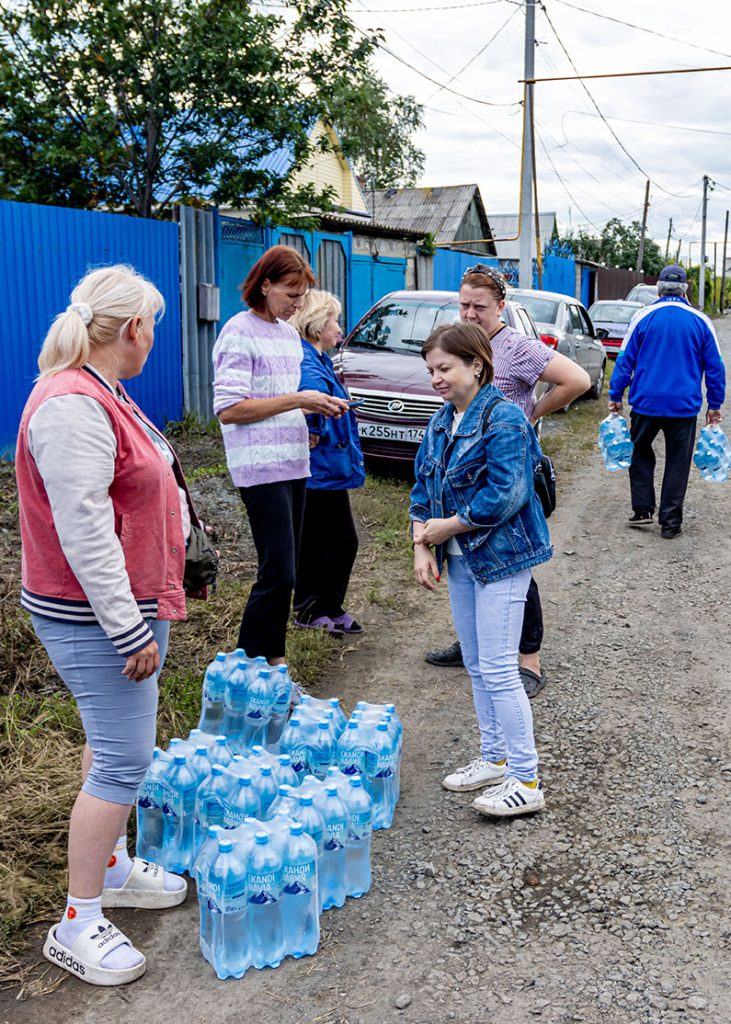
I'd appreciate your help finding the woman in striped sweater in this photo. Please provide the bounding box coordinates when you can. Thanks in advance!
[212,246,349,667]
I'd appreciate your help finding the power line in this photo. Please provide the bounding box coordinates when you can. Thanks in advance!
[427,4,520,99]
[355,0,518,10]
[538,2,695,200]
[552,0,731,63]
[562,109,731,139]
[534,126,604,232]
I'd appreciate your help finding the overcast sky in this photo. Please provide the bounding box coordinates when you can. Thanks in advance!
[349,0,731,263]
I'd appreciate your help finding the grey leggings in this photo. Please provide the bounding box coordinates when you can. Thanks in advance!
[32,615,169,805]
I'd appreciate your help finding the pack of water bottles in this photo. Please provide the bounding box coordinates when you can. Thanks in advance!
[598,413,634,471]
[136,648,402,979]
[693,424,731,483]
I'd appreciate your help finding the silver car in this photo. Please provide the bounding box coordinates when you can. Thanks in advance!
[626,284,658,306]
[508,288,607,399]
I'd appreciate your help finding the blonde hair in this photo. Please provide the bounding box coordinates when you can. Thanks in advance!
[289,289,342,343]
[38,264,165,377]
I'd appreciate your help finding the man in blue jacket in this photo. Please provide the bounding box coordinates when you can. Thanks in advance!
[608,264,725,538]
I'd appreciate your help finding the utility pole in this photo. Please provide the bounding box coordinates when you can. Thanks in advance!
[665,218,673,260]
[675,240,681,263]
[699,174,710,311]
[713,241,718,311]
[519,0,536,289]
[636,179,650,272]
[721,210,729,315]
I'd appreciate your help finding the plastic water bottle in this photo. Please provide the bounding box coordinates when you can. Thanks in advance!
[337,721,368,781]
[274,755,298,789]
[257,765,278,818]
[194,824,222,963]
[366,722,397,830]
[223,774,261,828]
[198,653,228,734]
[694,424,731,482]
[189,744,212,787]
[136,748,167,860]
[223,660,250,753]
[268,785,299,819]
[307,721,337,781]
[598,414,634,471]
[207,837,250,979]
[282,823,320,958]
[247,832,285,969]
[267,665,292,750]
[344,777,372,898]
[244,669,276,749]
[295,794,325,857]
[161,753,199,873]
[194,764,230,854]
[280,718,309,782]
[320,785,348,910]
[207,735,233,768]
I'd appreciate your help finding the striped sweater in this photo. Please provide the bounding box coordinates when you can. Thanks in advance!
[212,310,310,487]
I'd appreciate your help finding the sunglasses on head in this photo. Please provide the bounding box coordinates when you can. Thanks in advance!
[462,264,506,297]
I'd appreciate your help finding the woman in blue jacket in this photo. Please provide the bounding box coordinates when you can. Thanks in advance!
[291,291,366,636]
[410,322,552,818]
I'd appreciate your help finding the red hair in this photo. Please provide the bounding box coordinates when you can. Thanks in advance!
[242,245,315,310]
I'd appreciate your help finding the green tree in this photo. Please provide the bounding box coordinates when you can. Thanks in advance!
[0,0,388,222]
[560,218,663,275]
[330,75,425,192]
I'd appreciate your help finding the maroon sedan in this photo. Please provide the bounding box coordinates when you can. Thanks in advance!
[335,290,546,461]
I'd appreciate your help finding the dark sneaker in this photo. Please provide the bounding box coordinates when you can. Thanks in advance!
[661,525,682,539]
[293,615,345,637]
[425,640,464,667]
[628,511,653,528]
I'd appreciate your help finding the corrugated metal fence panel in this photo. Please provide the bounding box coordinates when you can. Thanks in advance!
[540,253,576,297]
[219,217,267,327]
[317,238,348,327]
[179,206,219,420]
[433,250,502,290]
[0,200,182,458]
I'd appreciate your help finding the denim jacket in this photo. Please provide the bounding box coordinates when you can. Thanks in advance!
[409,384,552,584]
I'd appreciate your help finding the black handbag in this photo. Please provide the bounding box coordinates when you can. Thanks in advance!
[534,453,556,519]
[184,523,219,592]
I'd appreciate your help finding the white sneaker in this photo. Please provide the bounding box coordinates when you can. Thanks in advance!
[442,757,507,792]
[472,776,545,817]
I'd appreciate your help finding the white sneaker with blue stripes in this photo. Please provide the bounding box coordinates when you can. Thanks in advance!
[472,776,545,817]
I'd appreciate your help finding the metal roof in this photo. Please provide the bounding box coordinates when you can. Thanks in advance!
[487,213,558,260]
[365,185,492,245]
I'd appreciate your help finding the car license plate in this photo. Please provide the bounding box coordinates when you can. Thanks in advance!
[357,422,425,443]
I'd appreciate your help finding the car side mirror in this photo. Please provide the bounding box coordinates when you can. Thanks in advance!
[595,328,609,339]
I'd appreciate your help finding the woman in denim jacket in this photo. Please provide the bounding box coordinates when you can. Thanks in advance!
[410,322,552,818]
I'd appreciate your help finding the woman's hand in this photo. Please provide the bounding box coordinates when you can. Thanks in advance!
[308,432,320,449]
[417,517,461,547]
[298,391,350,418]
[123,640,160,683]
[414,543,440,591]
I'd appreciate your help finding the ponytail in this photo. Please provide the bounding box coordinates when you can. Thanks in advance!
[37,265,165,377]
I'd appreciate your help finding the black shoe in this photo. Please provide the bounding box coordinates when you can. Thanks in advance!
[661,525,682,539]
[628,511,654,528]
[425,640,463,667]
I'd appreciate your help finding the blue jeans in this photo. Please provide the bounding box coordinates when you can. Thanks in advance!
[446,557,538,781]
[32,616,170,805]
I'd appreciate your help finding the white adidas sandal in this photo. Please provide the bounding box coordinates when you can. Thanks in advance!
[102,857,187,910]
[43,918,146,986]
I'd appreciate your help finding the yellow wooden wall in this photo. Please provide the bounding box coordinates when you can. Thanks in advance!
[289,122,369,215]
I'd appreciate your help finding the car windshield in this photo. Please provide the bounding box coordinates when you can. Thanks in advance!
[511,294,559,325]
[348,300,456,353]
[590,303,639,323]
[628,287,656,302]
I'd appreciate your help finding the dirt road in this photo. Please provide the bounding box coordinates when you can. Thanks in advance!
[10,320,731,1024]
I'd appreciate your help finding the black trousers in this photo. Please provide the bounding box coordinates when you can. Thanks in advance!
[238,478,306,660]
[519,576,543,655]
[294,488,359,620]
[629,412,697,530]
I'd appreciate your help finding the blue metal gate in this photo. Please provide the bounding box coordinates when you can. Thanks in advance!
[350,254,407,328]
[219,217,267,328]
[0,200,182,459]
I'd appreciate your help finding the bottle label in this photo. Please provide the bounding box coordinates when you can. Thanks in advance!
[159,781,179,818]
[284,744,308,774]
[283,862,316,896]
[324,821,346,852]
[137,779,161,810]
[310,753,333,780]
[247,869,282,906]
[209,876,247,913]
[338,749,366,776]
[365,751,396,779]
[348,809,372,841]
[226,683,248,710]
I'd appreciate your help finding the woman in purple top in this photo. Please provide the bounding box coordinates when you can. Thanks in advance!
[212,246,349,664]
[425,265,589,700]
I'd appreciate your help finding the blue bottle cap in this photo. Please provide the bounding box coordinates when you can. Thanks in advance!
[195,745,208,755]
[173,753,187,764]
[290,822,304,835]
[329,698,341,708]
[207,825,221,838]
[279,755,292,765]
[216,652,227,661]
[236,660,248,669]
[325,785,338,797]
[231,755,245,764]
[255,832,269,845]
[152,747,162,759]
[350,777,363,788]
[300,695,311,705]
[299,794,313,806]
[189,729,202,737]
[376,723,388,732]
[218,838,233,853]
[169,738,183,747]
[260,765,272,776]
[347,721,358,730]
[326,766,339,777]
[258,669,271,679]
[317,721,329,731]
[254,656,267,664]
[252,745,264,755]
[238,774,253,786]
[289,718,300,728]
[324,710,334,720]
[277,665,288,674]
[215,736,227,745]
[356,701,367,710]
[278,785,292,796]
[211,765,224,776]
[385,703,396,712]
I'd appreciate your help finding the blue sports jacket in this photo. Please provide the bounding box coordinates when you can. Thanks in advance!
[609,296,725,416]
[298,340,365,491]
[409,384,552,585]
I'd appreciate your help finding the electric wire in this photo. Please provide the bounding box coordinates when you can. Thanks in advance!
[562,109,731,140]
[354,0,519,11]
[426,3,521,99]
[538,2,696,200]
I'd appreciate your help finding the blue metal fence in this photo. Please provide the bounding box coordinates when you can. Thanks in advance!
[0,200,182,458]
